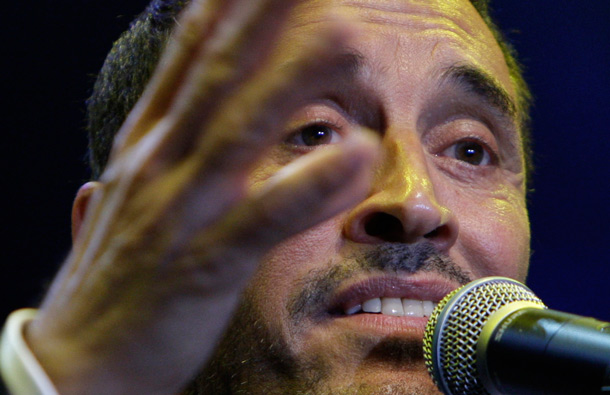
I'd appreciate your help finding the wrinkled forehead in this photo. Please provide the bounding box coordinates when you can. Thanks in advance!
[275,0,515,102]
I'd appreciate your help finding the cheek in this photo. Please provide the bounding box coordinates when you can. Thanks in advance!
[456,188,530,281]
[247,156,283,192]
[245,217,345,333]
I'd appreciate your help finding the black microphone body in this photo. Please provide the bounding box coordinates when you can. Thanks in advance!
[423,277,610,395]
[483,307,610,394]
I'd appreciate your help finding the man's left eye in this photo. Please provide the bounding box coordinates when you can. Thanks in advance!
[287,124,342,146]
[443,140,492,166]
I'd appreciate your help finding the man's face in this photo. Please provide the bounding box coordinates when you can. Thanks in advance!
[197,0,530,393]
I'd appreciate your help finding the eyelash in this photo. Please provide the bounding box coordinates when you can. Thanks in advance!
[443,137,498,166]
[285,119,344,148]
[424,115,501,166]
[284,112,502,171]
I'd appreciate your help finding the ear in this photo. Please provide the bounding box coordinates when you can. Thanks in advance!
[72,181,102,242]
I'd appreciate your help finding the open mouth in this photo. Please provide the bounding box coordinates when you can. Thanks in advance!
[323,275,457,320]
[342,298,438,317]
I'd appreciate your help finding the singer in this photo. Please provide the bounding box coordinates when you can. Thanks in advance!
[1,0,533,393]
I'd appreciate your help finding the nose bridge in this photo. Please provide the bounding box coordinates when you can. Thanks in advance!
[376,137,438,209]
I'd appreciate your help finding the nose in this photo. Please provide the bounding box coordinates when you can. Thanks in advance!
[344,139,458,251]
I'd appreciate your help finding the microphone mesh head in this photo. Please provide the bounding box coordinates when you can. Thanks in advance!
[422,277,545,395]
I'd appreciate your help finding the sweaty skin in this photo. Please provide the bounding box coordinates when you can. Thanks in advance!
[192,0,530,393]
[24,0,529,394]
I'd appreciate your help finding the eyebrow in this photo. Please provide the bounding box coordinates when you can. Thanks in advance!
[331,55,518,120]
[311,49,385,130]
[278,48,367,76]
[440,64,517,120]
[337,49,368,77]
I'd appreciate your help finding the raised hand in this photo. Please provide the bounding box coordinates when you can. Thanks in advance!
[26,0,378,393]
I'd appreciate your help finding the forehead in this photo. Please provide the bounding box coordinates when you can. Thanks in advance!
[277,0,515,103]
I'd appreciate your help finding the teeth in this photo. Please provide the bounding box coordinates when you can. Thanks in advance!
[345,304,362,315]
[402,299,423,316]
[423,300,435,317]
[362,298,381,313]
[381,298,404,316]
[344,298,437,317]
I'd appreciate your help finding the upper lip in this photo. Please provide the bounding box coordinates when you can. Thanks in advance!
[327,275,460,315]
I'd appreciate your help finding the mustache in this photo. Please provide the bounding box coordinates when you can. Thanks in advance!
[361,243,470,282]
[287,242,472,321]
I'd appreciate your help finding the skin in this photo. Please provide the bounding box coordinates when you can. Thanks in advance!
[24,0,529,394]
[192,1,530,393]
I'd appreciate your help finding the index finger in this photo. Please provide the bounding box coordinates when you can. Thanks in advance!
[112,0,303,155]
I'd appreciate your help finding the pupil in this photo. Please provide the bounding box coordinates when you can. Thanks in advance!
[301,125,331,146]
[457,141,484,165]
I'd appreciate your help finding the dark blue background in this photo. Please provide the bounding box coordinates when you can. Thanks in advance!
[493,1,610,320]
[3,1,609,321]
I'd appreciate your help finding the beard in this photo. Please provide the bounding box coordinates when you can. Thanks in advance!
[180,242,469,394]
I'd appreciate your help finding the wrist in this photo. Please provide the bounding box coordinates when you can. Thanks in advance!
[0,309,59,395]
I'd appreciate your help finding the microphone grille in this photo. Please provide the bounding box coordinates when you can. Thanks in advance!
[422,277,545,394]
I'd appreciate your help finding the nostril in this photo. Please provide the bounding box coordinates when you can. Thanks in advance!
[364,213,404,242]
[424,225,454,245]
[424,228,440,238]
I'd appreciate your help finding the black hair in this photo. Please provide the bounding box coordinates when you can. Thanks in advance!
[86,0,532,180]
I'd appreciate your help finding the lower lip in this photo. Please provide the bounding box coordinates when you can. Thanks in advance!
[332,313,430,338]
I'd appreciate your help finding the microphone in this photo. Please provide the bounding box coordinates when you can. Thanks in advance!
[423,277,610,394]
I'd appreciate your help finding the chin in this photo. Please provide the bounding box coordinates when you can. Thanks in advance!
[321,370,442,395]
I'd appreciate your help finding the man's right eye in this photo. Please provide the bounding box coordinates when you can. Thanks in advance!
[444,140,493,166]
[287,124,342,147]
